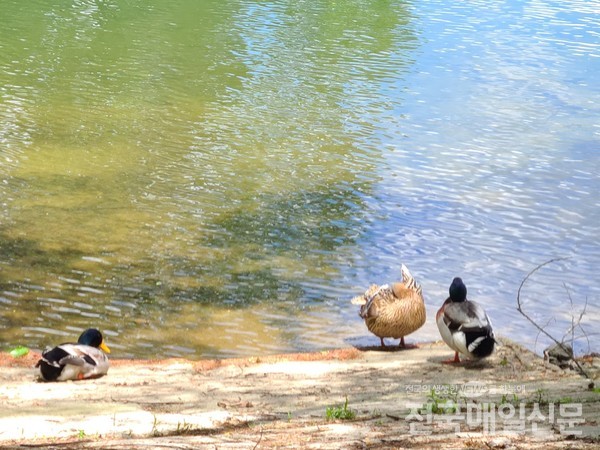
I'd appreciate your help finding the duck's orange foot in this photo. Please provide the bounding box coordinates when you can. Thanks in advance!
[77,373,85,380]
[441,352,461,364]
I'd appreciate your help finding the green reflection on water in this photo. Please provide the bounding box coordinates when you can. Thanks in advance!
[0,0,417,357]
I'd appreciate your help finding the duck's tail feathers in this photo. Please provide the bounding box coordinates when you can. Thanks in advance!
[351,295,367,305]
[400,264,422,295]
[468,335,496,358]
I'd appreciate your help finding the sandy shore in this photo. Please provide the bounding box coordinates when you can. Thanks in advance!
[0,339,598,449]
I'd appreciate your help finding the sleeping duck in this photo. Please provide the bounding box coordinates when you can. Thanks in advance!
[351,264,426,348]
[436,277,496,363]
[36,328,111,381]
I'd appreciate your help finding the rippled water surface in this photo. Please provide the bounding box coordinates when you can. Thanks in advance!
[1,0,598,359]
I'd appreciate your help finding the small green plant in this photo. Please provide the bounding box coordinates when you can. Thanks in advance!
[592,387,600,394]
[482,402,492,412]
[500,393,520,406]
[77,430,86,439]
[499,356,508,366]
[9,346,29,358]
[534,388,549,406]
[325,396,356,420]
[526,388,549,406]
[175,420,195,435]
[152,414,160,436]
[420,387,462,414]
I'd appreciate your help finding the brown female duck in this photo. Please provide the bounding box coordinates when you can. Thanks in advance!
[351,264,426,347]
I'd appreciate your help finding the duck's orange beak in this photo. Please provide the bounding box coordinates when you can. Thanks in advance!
[100,340,111,354]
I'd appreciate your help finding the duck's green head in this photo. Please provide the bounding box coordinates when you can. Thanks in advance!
[78,328,111,353]
[449,277,467,302]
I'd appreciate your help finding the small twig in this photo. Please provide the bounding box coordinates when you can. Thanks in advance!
[252,426,264,450]
[534,316,556,351]
[563,284,591,354]
[516,258,568,347]
[566,282,576,351]
[516,258,589,379]
[576,296,590,353]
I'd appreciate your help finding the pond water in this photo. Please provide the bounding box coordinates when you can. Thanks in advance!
[1,0,598,359]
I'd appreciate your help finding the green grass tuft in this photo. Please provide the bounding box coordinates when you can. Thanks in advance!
[326,396,356,420]
[420,387,463,414]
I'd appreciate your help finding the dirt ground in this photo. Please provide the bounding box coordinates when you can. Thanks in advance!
[0,339,598,449]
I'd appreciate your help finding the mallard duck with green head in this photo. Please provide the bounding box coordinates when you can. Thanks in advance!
[351,264,426,348]
[436,277,496,363]
[36,328,111,381]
